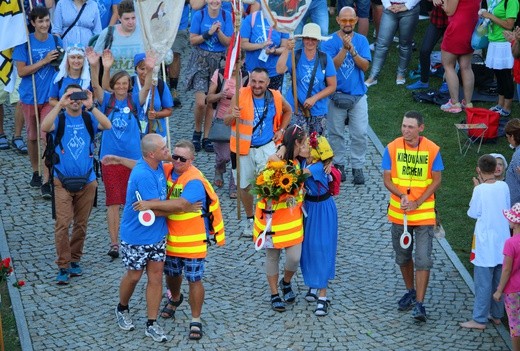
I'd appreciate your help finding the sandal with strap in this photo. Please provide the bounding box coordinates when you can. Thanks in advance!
[315,299,330,316]
[160,293,184,319]
[214,170,224,188]
[305,288,318,302]
[0,134,9,150]
[107,244,119,259]
[188,321,203,340]
[12,137,27,154]
[271,295,286,312]
[279,278,296,303]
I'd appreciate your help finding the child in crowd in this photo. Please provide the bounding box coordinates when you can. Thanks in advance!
[494,203,520,351]
[461,154,510,330]
[491,153,508,181]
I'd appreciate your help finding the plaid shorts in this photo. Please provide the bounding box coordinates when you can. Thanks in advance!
[164,256,205,282]
[121,239,166,270]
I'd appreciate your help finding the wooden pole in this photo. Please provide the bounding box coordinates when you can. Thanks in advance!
[234,5,241,220]
[161,62,171,150]
[148,83,156,134]
[291,33,298,113]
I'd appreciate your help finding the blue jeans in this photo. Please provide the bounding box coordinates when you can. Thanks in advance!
[369,5,420,80]
[473,265,504,324]
[327,96,368,168]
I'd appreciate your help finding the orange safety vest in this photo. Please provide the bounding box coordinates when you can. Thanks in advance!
[163,164,225,258]
[252,161,304,249]
[387,136,440,226]
[230,87,283,155]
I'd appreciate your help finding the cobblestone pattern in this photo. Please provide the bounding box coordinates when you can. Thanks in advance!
[0,84,510,350]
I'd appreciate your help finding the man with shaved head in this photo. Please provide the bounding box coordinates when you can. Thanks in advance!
[321,6,371,185]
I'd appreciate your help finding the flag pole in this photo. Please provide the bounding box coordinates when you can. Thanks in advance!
[234,3,242,220]
[291,33,298,113]
[161,61,171,150]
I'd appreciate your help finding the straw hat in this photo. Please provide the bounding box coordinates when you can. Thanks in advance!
[504,203,520,224]
[294,23,330,41]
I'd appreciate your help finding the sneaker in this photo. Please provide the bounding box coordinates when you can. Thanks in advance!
[305,288,318,302]
[192,131,202,152]
[145,323,168,342]
[115,307,135,331]
[315,299,329,316]
[439,82,449,93]
[489,104,503,112]
[412,302,427,322]
[440,99,462,113]
[396,77,406,85]
[242,218,253,237]
[364,78,378,88]
[406,80,429,90]
[352,169,365,185]
[69,262,82,277]
[397,289,416,311]
[334,164,347,182]
[279,278,296,303]
[41,182,52,200]
[500,108,511,117]
[56,268,70,285]
[369,43,375,51]
[461,100,473,109]
[393,36,399,43]
[30,172,42,188]
[171,89,182,108]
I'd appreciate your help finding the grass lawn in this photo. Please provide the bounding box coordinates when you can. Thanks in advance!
[1,283,22,351]
[355,18,515,274]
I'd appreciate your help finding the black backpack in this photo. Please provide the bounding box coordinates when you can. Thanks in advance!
[294,49,328,86]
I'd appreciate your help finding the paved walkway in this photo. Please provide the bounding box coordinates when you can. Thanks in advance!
[0,93,512,350]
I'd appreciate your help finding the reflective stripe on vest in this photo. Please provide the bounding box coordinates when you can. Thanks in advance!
[387,137,439,226]
[163,164,226,258]
[230,87,283,155]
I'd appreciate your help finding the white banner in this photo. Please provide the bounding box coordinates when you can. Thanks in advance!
[134,0,184,81]
[260,0,311,33]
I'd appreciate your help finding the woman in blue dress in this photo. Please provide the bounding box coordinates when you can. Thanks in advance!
[299,132,338,317]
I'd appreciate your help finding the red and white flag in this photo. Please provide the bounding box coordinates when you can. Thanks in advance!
[223,0,242,80]
[261,0,311,33]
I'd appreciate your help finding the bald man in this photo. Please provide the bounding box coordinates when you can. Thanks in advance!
[321,6,371,185]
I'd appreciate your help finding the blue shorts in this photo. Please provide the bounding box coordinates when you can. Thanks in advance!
[338,0,371,18]
[164,256,205,282]
[121,239,166,270]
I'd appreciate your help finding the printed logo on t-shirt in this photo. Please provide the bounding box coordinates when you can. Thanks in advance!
[111,113,129,139]
[95,0,107,18]
[300,63,319,88]
[67,128,87,160]
[340,57,355,81]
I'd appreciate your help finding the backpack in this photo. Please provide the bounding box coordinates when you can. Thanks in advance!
[200,7,227,23]
[294,49,329,86]
[131,76,165,99]
[212,68,249,109]
[328,165,341,196]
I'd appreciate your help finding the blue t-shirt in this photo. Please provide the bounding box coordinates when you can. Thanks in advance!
[179,4,190,30]
[120,159,168,245]
[381,143,444,171]
[251,95,276,146]
[190,7,233,52]
[321,32,371,96]
[93,0,120,29]
[131,79,173,138]
[286,50,336,116]
[240,11,289,77]
[99,91,142,159]
[52,111,99,183]
[49,74,91,100]
[304,161,329,196]
[13,33,63,104]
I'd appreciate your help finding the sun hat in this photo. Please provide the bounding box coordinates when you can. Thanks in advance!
[309,131,334,161]
[134,53,146,68]
[294,23,330,41]
[504,203,520,224]
[490,153,508,170]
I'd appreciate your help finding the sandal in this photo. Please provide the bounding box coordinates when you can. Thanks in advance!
[107,244,119,259]
[160,293,184,319]
[315,299,330,316]
[0,134,9,150]
[192,131,202,152]
[11,137,27,154]
[188,321,203,340]
[214,171,224,188]
[305,288,318,302]
[271,295,286,312]
[202,138,214,153]
[279,278,296,303]
[229,191,237,199]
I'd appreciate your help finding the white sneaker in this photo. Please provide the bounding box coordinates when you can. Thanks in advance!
[145,323,168,342]
[369,43,375,51]
[115,307,135,331]
[242,218,253,237]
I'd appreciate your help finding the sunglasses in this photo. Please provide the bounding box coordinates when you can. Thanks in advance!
[172,154,189,162]
[339,18,357,25]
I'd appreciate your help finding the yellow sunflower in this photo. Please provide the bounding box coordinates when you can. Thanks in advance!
[256,173,265,185]
[268,160,286,170]
[278,174,295,191]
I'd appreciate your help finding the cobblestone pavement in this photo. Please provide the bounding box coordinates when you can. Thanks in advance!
[0,92,511,350]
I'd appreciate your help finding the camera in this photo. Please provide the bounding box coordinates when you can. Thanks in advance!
[69,91,88,101]
[50,46,65,68]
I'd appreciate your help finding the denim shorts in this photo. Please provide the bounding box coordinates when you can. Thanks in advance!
[164,256,205,282]
[391,224,433,270]
[121,239,166,270]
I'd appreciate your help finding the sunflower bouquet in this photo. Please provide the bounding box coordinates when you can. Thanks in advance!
[250,160,308,202]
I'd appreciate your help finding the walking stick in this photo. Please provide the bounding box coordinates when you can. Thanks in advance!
[234,7,242,220]
[161,61,171,150]
[148,83,156,134]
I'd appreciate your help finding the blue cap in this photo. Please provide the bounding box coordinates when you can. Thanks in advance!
[133,53,146,68]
